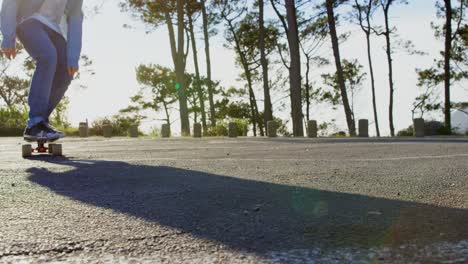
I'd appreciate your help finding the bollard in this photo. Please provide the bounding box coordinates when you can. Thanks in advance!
[161,124,171,138]
[267,120,277,138]
[193,123,202,138]
[129,125,139,138]
[307,120,318,138]
[228,122,238,138]
[358,119,369,137]
[413,118,425,137]
[79,122,88,138]
[103,124,113,138]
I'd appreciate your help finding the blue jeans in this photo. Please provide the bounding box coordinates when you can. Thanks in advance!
[16,19,72,128]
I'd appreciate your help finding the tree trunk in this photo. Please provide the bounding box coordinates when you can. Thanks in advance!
[366,32,380,137]
[188,14,208,133]
[162,100,170,125]
[225,17,264,137]
[285,0,304,137]
[176,0,190,136]
[259,0,273,127]
[383,3,395,137]
[305,54,311,121]
[443,0,452,133]
[326,0,356,136]
[201,0,216,127]
[362,0,380,137]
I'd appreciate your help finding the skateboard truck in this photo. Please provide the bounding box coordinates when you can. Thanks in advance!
[22,139,63,158]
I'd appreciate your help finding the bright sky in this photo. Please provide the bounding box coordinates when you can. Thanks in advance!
[3,0,468,136]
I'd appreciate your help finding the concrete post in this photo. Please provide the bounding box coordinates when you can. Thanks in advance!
[129,125,139,138]
[358,119,369,137]
[413,118,425,137]
[193,123,202,138]
[267,121,277,138]
[307,120,318,138]
[228,122,238,138]
[161,124,171,138]
[79,122,88,138]
[103,124,112,138]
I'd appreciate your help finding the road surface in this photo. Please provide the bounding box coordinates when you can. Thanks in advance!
[0,137,467,263]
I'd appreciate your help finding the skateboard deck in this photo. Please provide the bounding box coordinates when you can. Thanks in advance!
[22,138,63,158]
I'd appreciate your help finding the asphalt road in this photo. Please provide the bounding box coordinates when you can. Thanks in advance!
[0,137,467,263]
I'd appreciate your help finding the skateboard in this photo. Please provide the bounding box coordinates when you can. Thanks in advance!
[22,138,63,158]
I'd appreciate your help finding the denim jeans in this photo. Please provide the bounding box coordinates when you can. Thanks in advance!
[16,19,72,128]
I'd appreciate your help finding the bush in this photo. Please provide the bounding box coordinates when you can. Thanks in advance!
[275,118,292,137]
[398,120,453,137]
[330,131,347,137]
[149,126,160,137]
[205,119,249,137]
[206,122,228,136]
[61,127,80,137]
[234,119,249,136]
[424,121,447,136]
[90,116,141,137]
[397,126,413,137]
[0,107,28,137]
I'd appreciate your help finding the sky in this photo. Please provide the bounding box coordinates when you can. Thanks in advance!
[3,0,467,136]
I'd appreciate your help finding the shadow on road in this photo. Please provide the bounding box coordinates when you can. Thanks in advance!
[27,158,468,253]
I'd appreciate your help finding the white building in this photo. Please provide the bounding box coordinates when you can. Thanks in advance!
[451,103,468,134]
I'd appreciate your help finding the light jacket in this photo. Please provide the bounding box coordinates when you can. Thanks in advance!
[1,0,83,68]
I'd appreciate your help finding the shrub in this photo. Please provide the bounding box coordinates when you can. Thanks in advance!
[61,127,80,137]
[398,120,453,137]
[206,122,228,136]
[330,131,347,137]
[275,118,292,137]
[90,116,141,137]
[205,119,249,137]
[424,121,446,136]
[0,107,28,137]
[397,126,413,137]
[233,119,249,136]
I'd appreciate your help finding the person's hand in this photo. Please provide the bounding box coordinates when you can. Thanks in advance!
[1,48,16,60]
[68,67,79,77]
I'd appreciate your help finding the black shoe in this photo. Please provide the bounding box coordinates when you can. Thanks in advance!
[24,122,61,142]
[44,123,66,139]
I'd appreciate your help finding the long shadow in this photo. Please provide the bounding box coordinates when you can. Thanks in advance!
[27,159,468,253]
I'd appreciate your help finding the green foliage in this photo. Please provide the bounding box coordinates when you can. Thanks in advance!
[0,107,28,136]
[132,64,179,124]
[275,118,292,137]
[50,97,72,129]
[397,126,413,137]
[205,119,249,137]
[148,126,161,137]
[330,131,347,137]
[61,127,80,137]
[205,122,229,137]
[414,0,468,117]
[90,115,141,137]
[229,12,279,74]
[320,59,366,122]
[233,118,249,136]
[397,121,453,137]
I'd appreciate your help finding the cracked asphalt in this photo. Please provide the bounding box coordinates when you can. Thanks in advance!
[0,137,467,263]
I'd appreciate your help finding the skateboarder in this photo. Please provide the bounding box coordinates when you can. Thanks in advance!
[1,0,83,141]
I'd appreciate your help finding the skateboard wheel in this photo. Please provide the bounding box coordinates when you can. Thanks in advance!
[51,144,63,156]
[22,144,32,158]
[48,144,55,154]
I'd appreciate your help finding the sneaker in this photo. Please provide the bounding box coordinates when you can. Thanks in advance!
[44,123,66,139]
[24,122,61,142]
